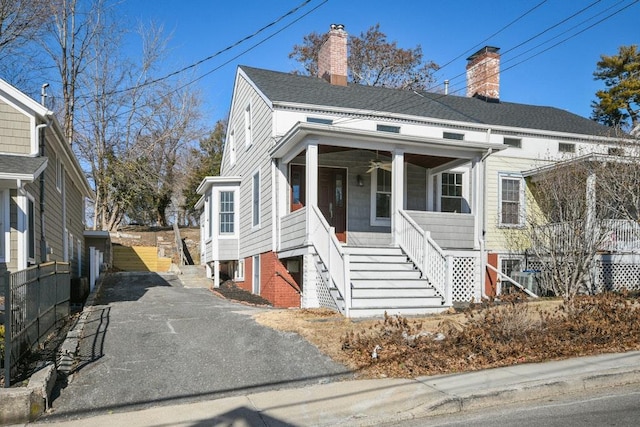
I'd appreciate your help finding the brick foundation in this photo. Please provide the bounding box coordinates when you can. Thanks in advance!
[236,252,301,308]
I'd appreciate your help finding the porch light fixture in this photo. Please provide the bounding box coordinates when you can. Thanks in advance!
[356,175,364,187]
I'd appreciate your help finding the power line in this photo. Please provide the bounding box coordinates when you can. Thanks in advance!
[80,0,318,99]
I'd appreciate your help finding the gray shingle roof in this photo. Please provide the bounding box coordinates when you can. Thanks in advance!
[0,154,47,179]
[240,66,614,138]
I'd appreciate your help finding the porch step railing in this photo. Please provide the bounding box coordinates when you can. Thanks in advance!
[397,210,452,305]
[308,205,351,316]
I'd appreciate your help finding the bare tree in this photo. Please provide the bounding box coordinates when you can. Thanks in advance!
[43,0,104,143]
[290,23,439,91]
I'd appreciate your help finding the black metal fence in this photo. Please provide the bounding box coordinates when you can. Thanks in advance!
[2,262,70,387]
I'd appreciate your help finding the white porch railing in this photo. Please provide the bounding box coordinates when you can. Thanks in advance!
[398,210,452,305]
[309,205,351,316]
[601,220,640,252]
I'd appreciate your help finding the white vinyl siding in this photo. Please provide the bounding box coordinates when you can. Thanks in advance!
[252,171,260,228]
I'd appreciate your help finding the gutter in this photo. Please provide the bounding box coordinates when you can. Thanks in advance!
[36,121,49,263]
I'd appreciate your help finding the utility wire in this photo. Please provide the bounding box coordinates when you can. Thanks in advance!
[82,0,317,98]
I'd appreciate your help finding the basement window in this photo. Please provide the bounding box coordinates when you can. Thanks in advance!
[558,143,575,153]
[307,117,333,125]
[503,137,522,148]
[443,131,464,140]
[377,124,400,133]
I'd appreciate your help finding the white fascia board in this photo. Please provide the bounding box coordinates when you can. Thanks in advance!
[196,176,242,195]
[270,122,506,163]
[522,153,640,178]
[272,101,624,144]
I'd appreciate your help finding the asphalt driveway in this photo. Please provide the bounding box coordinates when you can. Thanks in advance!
[43,272,350,421]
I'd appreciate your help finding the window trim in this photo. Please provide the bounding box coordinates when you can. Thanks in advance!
[218,189,237,237]
[26,193,36,263]
[558,142,575,153]
[370,167,392,227]
[498,173,525,228]
[503,137,522,149]
[443,131,464,140]
[244,102,252,149]
[252,169,261,228]
[0,190,7,262]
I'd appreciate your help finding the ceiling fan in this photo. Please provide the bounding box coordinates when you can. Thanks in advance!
[366,159,392,173]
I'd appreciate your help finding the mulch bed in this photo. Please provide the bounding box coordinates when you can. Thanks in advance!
[211,280,273,307]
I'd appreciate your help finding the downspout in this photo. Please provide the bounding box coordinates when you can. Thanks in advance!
[478,145,493,299]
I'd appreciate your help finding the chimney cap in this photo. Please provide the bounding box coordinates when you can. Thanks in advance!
[330,23,345,31]
[466,46,500,61]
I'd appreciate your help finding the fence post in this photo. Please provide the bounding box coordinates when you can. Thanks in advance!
[445,255,454,306]
[3,269,11,387]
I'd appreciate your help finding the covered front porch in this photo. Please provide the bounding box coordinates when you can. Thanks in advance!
[272,123,503,316]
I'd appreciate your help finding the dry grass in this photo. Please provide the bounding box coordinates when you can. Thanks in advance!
[253,295,640,379]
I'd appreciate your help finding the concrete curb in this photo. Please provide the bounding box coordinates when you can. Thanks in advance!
[0,363,56,425]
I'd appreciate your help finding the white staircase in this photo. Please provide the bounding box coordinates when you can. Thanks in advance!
[334,246,447,318]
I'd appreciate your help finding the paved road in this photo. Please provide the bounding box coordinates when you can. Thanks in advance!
[391,384,640,427]
[43,272,350,422]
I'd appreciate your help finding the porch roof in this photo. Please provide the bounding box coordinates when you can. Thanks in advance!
[270,122,506,164]
[522,153,637,179]
[0,154,48,182]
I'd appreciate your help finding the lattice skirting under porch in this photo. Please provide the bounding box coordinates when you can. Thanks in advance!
[451,255,482,303]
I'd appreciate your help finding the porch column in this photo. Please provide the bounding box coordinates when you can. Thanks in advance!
[391,149,405,246]
[274,159,288,252]
[213,260,220,288]
[305,142,319,242]
[586,170,597,242]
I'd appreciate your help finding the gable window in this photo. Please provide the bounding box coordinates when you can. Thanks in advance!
[252,171,260,227]
[559,142,575,153]
[377,124,400,133]
[503,137,522,148]
[441,172,463,213]
[499,174,524,226]
[244,103,252,148]
[307,117,333,125]
[371,168,391,225]
[443,131,464,140]
[219,191,235,234]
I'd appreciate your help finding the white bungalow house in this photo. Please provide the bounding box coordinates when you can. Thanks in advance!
[0,79,92,278]
[198,25,618,317]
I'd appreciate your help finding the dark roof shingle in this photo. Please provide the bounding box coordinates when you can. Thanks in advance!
[240,66,613,137]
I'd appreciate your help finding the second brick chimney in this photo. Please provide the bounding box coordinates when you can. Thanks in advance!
[466,46,500,101]
[318,24,348,86]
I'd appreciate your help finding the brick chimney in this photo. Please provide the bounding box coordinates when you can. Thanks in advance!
[466,46,500,101]
[318,24,348,86]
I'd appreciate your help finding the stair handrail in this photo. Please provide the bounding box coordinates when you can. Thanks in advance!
[173,222,187,266]
[398,210,448,301]
[486,264,539,298]
[309,205,351,316]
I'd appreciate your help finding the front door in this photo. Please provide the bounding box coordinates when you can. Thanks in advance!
[318,167,347,242]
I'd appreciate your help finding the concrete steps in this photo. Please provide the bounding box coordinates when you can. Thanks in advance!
[176,265,211,288]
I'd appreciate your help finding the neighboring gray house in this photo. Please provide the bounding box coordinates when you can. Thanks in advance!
[0,79,92,278]
[198,25,618,317]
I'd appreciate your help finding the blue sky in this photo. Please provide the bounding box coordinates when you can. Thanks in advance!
[121,0,640,128]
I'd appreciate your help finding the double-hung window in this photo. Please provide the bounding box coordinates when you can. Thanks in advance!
[499,174,524,226]
[441,172,463,213]
[371,168,391,225]
[219,191,235,234]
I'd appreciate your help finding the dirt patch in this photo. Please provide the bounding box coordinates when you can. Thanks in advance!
[212,280,273,307]
[111,226,200,264]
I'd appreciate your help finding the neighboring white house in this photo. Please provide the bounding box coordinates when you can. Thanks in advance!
[198,25,619,317]
[0,79,92,277]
